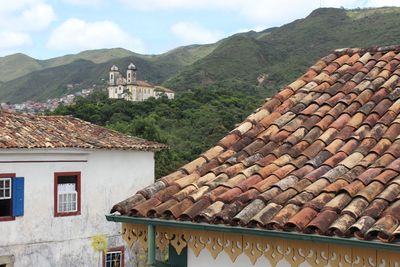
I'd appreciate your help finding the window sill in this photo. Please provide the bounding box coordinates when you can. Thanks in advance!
[54,211,81,217]
[0,216,15,222]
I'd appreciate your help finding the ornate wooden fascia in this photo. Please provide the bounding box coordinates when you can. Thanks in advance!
[121,223,400,266]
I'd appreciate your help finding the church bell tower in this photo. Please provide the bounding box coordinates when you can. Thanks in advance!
[109,65,119,85]
[126,63,137,84]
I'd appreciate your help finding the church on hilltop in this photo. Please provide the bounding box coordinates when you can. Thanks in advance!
[107,63,175,101]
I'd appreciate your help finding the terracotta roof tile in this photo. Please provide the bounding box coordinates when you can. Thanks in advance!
[195,200,224,222]
[181,198,211,220]
[112,45,400,244]
[305,209,339,235]
[328,214,356,236]
[342,197,369,218]
[249,203,282,227]
[0,112,167,151]
[347,215,376,239]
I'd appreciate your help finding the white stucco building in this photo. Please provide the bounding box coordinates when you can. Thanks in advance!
[107,63,175,102]
[0,112,166,267]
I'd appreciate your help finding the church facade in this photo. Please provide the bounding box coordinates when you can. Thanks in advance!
[107,63,175,101]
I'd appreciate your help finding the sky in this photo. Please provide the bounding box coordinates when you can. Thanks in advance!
[1,0,399,59]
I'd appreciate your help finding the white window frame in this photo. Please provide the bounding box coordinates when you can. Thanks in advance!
[54,172,81,217]
[0,178,12,200]
[57,191,78,213]
[105,251,122,267]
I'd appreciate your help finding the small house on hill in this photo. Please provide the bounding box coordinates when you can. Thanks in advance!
[108,45,400,267]
[0,112,166,267]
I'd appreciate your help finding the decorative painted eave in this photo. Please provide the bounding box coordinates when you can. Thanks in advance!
[106,214,400,266]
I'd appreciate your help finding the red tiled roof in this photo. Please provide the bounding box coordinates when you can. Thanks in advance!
[154,86,175,93]
[0,112,167,151]
[111,45,400,243]
[134,80,153,87]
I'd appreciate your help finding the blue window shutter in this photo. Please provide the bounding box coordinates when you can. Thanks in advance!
[12,177,24,217]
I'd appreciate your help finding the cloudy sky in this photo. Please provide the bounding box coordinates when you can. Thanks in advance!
[1,0,399,59]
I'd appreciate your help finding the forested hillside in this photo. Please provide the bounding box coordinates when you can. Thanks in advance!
[51,90,262,177]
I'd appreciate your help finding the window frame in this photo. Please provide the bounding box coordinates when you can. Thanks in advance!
[0,178,12,200]
[103,246,124,267]
[54,172,81,217]
[0,173,16,222]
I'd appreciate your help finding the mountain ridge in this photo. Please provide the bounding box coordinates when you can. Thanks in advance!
[2,7,400,103]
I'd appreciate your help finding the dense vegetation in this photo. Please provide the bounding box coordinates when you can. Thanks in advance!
[2,7,400,103]
[52,90,263,177]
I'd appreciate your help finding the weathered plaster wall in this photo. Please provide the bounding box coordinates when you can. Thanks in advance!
[0,148,154,267]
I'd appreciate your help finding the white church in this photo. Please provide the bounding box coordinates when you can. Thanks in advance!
[107,63,175,102]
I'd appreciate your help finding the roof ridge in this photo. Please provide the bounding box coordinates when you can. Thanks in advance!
[334,44,400,56]
[0,111,168,151]
[0,111,73,119]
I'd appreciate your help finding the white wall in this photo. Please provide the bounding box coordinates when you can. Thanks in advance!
[108,86,118,98]
[188,247,368,267]
[0,148,154,267]
[187,247,309,267]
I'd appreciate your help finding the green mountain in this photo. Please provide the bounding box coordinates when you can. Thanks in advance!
[163,35,268,92]
[165,7,400,94]
[0,55,183,103]
[0,53,42,82]
[1,7,400,103]
[0,48,135,83]
[0,44,217,103]
[40,48,136,68]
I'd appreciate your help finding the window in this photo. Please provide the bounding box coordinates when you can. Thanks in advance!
[103,247,124,267]
[0,178,11,200]
[0,174,24,221]
[0,255,15,267]
[0,177,11,218]
[127,73,130,79]
[54,172,81,217]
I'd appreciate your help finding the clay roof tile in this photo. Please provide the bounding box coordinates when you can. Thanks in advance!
[112,45,400,244]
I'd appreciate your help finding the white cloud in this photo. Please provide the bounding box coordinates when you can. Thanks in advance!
[18,3,56,31]
[0,0,39,14]
[62,0,102,6]
[0,31,32,50]
[0,1,56,32]
[119,0,400,25]
[363,0,400,7]
[0,0,56,56]
[47,18,145,53]
[0,31,32,56]
[171,22,221,44]
[119,0,318,24]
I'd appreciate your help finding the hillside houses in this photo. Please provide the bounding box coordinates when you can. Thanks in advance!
[0,88,93,114]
